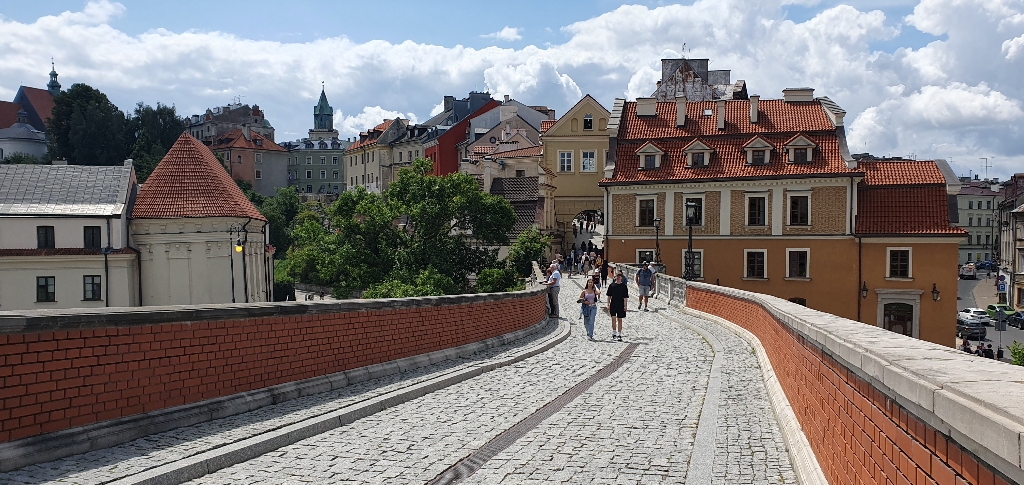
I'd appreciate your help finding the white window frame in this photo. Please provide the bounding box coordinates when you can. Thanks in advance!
[582,151,596,172]
[886,247,913,280]
[743,249,768,280]
[306,156,312,165]
[559,151,573,172]
[636,249,656,264]
[320,170,327,179]
[320,156,326,165]
[683,194,706,227]
[583,113,594,131]
[682,248,704,279]
[744,193,769,227]
[332,156,338,165]
[333,171,339,180]
[305,170,312,179]
[787,192,812,226]
[255,169,262,179]
[785,248,810,279]
[637,143,664,170]
[636,195,657,227]
[255,153,263,163]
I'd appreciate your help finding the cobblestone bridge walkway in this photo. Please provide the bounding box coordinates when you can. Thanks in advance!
[3,277,797,485]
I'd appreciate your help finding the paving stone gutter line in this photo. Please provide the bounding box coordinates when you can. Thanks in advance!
[95,316,569,485]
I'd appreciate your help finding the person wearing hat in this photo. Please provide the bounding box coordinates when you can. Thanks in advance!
[635,261,655,311]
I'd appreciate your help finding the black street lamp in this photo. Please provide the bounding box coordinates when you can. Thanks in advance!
[684,201,697,280]
[227,222,244,303]
[653,217,662,269]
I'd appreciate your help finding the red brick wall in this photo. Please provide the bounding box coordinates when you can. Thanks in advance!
[0,292,547,443]
[688,288,1012,485]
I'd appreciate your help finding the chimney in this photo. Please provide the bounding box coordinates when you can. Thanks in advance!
[749,95,759,124]
[242,123,251,141]
[636,98,657,116]
[716,100,726,131]
[51,159,67,166]
[675,97,687,127]
[782,87,815,102]
[504,94,510,103]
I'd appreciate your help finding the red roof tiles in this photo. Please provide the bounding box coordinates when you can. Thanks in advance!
[213,129,286,151]
[619,99,835,141]
[493,145,543,158]
[0,101,21,128]
[18,87,55,125]
[859,160,946,186]
[856,186,965,236]
[540,119,556,133]
[349,119,394,150]
[132,133,266,220]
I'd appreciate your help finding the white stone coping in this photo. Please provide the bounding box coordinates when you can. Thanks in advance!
[661,270,1024,484]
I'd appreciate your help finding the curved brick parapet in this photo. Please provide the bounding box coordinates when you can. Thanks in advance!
[679,279,1024,485]
[0,286,548,446]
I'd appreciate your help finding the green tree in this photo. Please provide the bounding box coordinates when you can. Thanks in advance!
[125,102,184,183]
[476,267,522,293]
[0,153,43,164]
[47,83,126,165]
[260,186,302,253]
[507,226,552,277]
[1009,341,1024,366]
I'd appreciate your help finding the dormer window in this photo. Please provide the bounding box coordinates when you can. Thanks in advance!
[784,135,817,164]
[583,114,593,130]
[636,142,664,170]
[743,136,773,166]
[682,139,712,168]
[752,150,765,165]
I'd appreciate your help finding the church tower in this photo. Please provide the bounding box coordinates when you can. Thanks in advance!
[309,86,339,140]
[47,60,61,96]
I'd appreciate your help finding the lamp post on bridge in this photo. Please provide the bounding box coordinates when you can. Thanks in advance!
[684,200,697,281]
[227,223,244,303]
[653,217,662,271]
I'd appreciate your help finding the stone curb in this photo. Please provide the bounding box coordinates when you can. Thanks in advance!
[0,314,557,473]
[673,305,829,485]
[106,317,570,485]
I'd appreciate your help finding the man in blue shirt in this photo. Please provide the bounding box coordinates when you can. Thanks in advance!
[635,261,655,312]
[543,262,562,318]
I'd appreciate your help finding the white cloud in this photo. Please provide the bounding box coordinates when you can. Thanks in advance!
[481,26,522,42]
[1,0,1022,178]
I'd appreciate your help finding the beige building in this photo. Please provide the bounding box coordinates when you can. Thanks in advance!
[0,162,139,310]
[346,118,407,193]
[954,179,1002,264]
[540,95,611,243]
[131,134,272,305]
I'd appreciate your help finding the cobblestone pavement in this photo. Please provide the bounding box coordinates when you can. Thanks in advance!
[188,277,796,485]
[0,319,560,485]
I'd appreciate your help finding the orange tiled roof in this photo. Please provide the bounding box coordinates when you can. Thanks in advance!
[619,99,835,140]
[19,87,55,124]
[493,145,543,158]
[132,133,266,220]
[473,145,497,154]
[0,101,21,128]
[856,186,965,236]
[859,160,946,186]
[607,134,853,184]
[540,119,557,133]
[214,129,286,151]
[348,119,394,150]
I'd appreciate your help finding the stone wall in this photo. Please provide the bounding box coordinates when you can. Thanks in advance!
[0,287,547,444]
[684,283,1023,485]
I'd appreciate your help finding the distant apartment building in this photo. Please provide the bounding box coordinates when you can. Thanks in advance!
[282,88,351,195]
[209,127,288,197]
[997,173,1024,308]
[954,177,1002,264]
[185,103,276,143]
[422,93,500,176]
[346,118,406,193]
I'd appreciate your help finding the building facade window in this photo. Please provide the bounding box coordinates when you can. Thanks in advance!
[747,197,767,226]
[637,249,655,264]
[789,195,810,225]
[83,275,101,301]
[787,249,809,278]
[84,226,102,249]
[637,198,656,226]
[685,197,703,226]
[968,217,973,226]
[320,170,326,179]
[752,150,766,165]
[793,148,808,163]
[306,170,312,178]
[987,200,992,210]
[583,113,593,130]
[683,249,703,278]
[969,201,974,209]
[559,151,573,172]
[515,169,526,177]
[887,248,912,278]
[255,170,262,179]
[320,156,326,165]
[306,184,313,193]
[398,152,403,162]
[306,156,312,164]
[37,226,55,249]
[745,250,767,279]
[644,154,656,169]
[333,171,339,179]
[582,151,596,172]
[37,276,55,302]
[332,156,338,165]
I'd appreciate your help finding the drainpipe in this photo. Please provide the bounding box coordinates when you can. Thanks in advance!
[104,217,111,307]
[241,217,252,303]
[851,175,862,322]
[261,221,270,301]
[603,186,611,263]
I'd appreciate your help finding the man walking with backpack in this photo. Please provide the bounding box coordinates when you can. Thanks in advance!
[635,261,655,312]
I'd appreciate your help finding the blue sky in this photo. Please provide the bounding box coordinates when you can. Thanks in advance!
[0,1,1021,179]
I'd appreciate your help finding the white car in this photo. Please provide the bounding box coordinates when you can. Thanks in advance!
[958,308,992,326]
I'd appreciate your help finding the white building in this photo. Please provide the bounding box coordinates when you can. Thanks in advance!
[0,162,139,310]
[131,133,272,305]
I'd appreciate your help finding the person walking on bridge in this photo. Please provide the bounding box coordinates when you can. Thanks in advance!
[579,278,600,340]
[635,261,655,312]
[543,262,562,318]
[606,272,629,341]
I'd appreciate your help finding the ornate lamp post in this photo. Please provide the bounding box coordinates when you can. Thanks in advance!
[653,217,662,269]
[227,223,244,303]
[684,201,697,280]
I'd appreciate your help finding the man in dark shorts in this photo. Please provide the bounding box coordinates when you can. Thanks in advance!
[605,272,629,341]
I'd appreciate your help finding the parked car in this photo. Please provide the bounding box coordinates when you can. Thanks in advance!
[959,264,977,280]
[957,320,988,341]
[958,308,992,326]
[986,304,1014,320]
[1010,311,1024,329]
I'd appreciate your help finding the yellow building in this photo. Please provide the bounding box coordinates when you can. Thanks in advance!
[540,95,610,244]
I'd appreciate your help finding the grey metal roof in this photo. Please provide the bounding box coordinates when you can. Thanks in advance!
[0,163,134,216]
[0,122,45,141]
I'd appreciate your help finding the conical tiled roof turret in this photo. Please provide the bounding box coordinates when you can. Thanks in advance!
[132,133,266,220]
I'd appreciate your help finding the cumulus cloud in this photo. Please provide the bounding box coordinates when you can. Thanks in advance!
[1,0,1022,178]
[481,27,522,42]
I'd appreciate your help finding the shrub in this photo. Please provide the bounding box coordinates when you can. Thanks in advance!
[476,267,521,293]
[1009,341,1024,366]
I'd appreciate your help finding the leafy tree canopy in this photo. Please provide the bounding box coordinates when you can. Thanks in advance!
[0,153,43,164]
[507,226,552,277]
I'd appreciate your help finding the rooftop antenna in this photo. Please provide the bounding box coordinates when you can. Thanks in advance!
[981,157,991,180]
